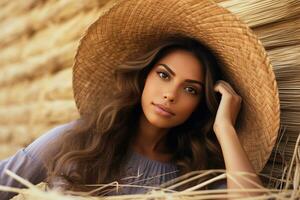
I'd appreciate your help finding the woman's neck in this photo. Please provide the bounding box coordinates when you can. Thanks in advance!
[131,113,170,155]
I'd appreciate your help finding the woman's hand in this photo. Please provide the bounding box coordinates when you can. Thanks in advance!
[213,80,242,133]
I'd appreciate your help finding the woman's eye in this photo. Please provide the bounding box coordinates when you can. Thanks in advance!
[157,71,169,80]
[185,87,198,95]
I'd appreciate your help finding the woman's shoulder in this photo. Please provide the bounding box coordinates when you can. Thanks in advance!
[0,120,79,200]
[24,119,79,163]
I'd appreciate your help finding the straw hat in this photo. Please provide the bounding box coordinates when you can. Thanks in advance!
[72,0,280,173]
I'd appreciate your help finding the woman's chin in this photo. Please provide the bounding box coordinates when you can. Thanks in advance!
[147,116,176,129]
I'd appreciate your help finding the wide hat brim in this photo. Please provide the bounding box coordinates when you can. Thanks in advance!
[72,0,280,173]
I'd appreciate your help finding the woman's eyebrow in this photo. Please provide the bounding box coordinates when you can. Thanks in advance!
[157,63,204,87]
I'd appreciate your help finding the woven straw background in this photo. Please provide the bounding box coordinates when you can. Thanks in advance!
[0,0,299,188]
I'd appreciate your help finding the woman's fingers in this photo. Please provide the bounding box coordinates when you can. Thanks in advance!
[214,80,242,101]
[220,80,237,95]
[214,80,234,95]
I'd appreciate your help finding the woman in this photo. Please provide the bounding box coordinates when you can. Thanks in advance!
[0,37,263,199]
[46,37,232,194]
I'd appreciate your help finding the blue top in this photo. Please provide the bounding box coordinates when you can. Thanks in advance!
[0,120,226,199]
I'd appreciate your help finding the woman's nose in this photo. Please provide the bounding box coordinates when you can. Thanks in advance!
[163,93,175,103]
[163,84,178,103]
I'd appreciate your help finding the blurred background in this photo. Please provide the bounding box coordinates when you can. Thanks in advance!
[0,0,299,189]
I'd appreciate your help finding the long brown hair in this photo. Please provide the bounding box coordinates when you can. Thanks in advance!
[45,36,225,195]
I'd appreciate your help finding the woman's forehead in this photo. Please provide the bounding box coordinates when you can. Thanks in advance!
[154,50,205,82]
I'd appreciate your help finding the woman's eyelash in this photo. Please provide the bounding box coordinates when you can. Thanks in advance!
[156,71,169,79]
[156,71,199,95]
[185,87,198,95]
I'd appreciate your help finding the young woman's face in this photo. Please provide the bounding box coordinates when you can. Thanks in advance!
[141,49,205,128]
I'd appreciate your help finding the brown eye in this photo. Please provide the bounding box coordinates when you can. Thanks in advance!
[156,71,169,80]
[185,87,198,95]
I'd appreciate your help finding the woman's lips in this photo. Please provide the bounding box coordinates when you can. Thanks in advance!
[152,103,175,117]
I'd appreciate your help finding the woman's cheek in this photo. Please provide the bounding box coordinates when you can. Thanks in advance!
[182,98,199,116]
